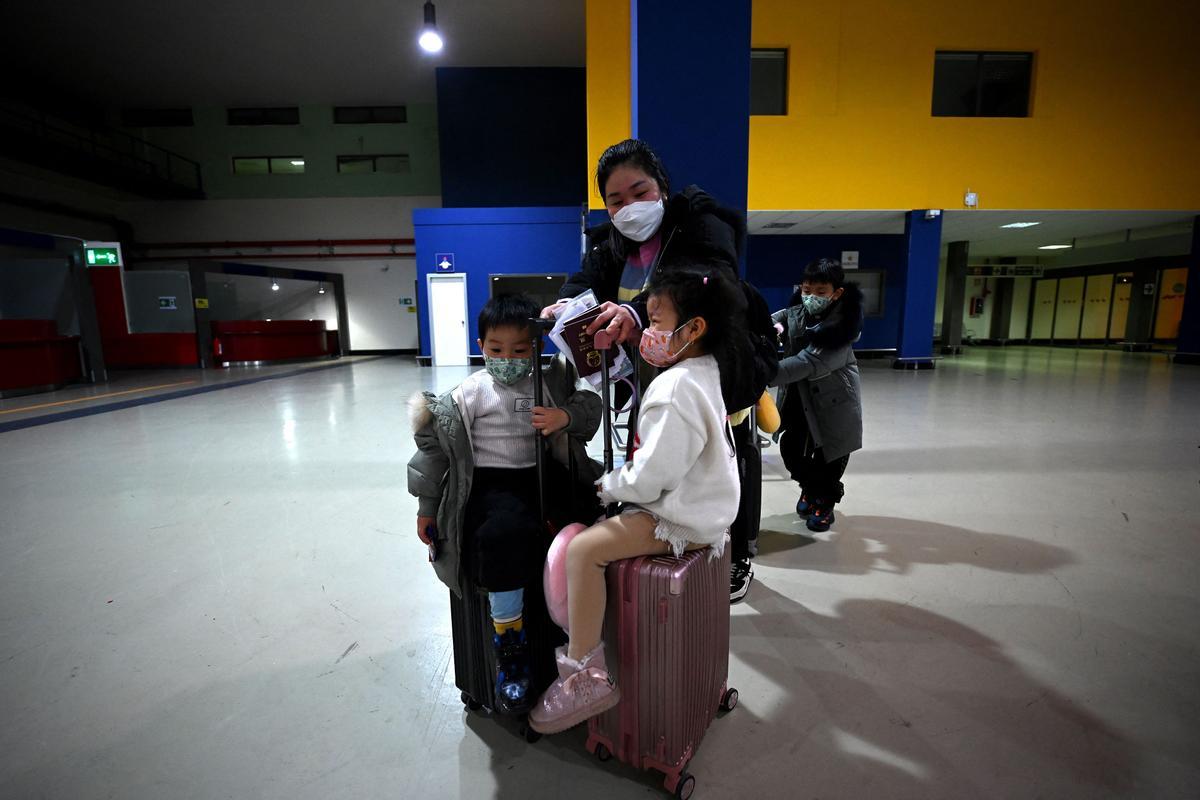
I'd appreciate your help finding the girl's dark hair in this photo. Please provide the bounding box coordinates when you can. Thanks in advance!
[596,139,671,201]
[477,293,539,340]
[646,267,752,412]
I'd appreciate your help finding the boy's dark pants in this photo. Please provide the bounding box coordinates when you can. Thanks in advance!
[463,464,601,592]
[779,400,850,507]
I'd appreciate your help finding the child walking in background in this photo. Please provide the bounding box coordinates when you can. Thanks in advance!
[529,268,748,735]
[771,258,864,532]
[408,294,602,714]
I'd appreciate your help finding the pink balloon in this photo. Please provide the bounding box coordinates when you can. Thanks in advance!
[543,522,588,632]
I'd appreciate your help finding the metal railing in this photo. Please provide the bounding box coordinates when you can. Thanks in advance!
[0,101,202,194]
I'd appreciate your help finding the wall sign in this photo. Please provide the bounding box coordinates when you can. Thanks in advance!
[195,298,210,309]
[158,296,177,310]
[83,241,123,267]
[435,253,455,273]
[841,250,860,269]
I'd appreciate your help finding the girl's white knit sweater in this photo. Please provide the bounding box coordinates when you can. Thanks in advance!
[598,353,740,553]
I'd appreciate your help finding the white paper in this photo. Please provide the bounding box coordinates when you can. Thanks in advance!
[549,290,631,388]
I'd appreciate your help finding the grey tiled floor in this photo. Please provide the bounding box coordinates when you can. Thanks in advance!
[1,348,1197,799]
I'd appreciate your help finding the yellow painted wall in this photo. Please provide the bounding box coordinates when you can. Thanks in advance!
[748,0,1200,209]
[586,0,631,209]
[587,0,1200,210]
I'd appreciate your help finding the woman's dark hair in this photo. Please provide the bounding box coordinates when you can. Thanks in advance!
[477,293,539,341]
[646,267,753,412]
[596,139,671,201]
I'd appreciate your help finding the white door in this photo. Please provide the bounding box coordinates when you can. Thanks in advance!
[428,274,469,366]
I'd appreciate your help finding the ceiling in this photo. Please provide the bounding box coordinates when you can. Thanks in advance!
[747,209,1199,258]
[1,1,584,108]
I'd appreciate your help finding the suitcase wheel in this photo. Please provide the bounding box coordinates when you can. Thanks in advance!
[673,773,696,800]
[594,743,612,762]
[519,723,542,744]
[460,691,483,712]
[720,687,739,713]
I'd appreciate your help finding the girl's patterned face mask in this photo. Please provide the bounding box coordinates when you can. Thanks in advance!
[638,320,695,368]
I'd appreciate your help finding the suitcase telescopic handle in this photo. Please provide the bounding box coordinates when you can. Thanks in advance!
[530,317,554,524]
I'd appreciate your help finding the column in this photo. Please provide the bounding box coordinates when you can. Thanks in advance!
[1175,216,1200,365]
[940,240,968,354]
[894,210,943,369]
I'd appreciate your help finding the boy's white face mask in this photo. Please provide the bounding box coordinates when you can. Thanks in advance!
[611,199,665,243]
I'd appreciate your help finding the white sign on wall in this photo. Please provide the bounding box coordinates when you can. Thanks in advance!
[841,251,860,269]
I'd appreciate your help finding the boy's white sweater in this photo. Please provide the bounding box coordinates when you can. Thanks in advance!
[598,353,740,551]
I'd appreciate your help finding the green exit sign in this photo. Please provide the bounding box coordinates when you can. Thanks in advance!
[85,247,120,266]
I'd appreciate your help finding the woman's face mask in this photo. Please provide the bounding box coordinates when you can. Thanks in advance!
[611,199,665,242]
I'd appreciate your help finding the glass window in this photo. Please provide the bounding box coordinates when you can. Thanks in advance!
[232,156,304,174]
[373,155,410,173]
[336,154,410,174]
[933,51,1033,117]
[269,157,306,174]
[227,107,300,125]
[232,157,269,175]
[333,106,407,124]
[121,108,194,127]
[750,49,788,116]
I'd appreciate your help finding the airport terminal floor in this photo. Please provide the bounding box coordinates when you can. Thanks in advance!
[1,347,1197,799]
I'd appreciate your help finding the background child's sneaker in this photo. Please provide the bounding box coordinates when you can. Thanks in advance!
[492,628,532,714]
[795,494,811,518]
[806,506,835,533]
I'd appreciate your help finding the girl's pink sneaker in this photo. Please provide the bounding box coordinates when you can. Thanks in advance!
[528,644,621,734]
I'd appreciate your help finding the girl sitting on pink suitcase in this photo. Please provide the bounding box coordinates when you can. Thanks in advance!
[529,268,749,735]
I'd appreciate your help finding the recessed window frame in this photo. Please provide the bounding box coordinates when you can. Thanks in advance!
[333,106,408,124]
[336,154,411,174]
[931,50,1034,118]
[750,48,789,116]
[226,107,300,126]
[232,156,307,175]
[121,108,194,127]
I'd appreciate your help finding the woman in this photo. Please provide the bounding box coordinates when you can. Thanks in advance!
[542,139,743,345]
[542,138,764,603]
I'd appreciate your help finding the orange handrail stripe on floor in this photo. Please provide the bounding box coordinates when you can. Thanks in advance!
[0,380,199,416]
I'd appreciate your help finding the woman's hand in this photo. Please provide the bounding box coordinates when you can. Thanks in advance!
[417,516,437,545]
[531,406,569,436]
[585,301,640,345]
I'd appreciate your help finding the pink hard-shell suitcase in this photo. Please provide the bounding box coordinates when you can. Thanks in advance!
[584,542,737,799]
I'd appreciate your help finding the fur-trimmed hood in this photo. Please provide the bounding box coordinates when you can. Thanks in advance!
[408,390,435,431]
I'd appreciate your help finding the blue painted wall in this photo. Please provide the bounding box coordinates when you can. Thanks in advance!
[435,68,586,208]
[746,234,909,350]
[1176,216,1200,357]
[632,0,751,219]
[413,207,582,358]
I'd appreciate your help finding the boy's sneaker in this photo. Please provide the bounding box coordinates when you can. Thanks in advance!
[529,644,621,734]
[806,505,835,533]
[795,494,812,518]
[730,557,754,603]
[492,628,532,715]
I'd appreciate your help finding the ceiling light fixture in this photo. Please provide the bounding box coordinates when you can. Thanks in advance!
[419,1,443,53]
[290,160,305,167]
[271,280,280,290]
[318,284,326,294]
[1038,244,1073,250]
[1001,222,1041,228]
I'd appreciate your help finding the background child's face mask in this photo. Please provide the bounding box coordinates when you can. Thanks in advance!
[801,294,832,315]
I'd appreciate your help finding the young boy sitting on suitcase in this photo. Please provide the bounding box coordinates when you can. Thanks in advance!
[408,294,602,714]
[770,257,864,532]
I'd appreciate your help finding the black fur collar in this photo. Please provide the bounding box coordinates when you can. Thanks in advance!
[807,282,865,348]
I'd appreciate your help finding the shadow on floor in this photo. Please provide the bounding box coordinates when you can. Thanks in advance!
[723,582,1139,798]
[755,514,1076,576]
